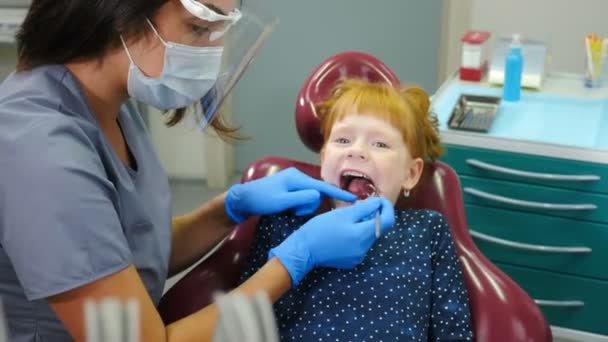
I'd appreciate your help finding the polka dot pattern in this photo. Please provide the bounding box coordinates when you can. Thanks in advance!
[239,209,473,341]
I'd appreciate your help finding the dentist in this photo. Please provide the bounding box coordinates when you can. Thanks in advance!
[0,0,394,341]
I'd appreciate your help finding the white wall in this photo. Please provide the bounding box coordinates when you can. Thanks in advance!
[470,0,608,74]
[233,0,445,171]
[147,106,235,187]
[438,0,472,83]
[147,107,209,180]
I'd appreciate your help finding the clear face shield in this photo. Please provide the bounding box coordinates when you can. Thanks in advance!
[175,0,278,129]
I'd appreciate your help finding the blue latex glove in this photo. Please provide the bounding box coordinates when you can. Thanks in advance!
[225,167,357,224]
[269,196,395,287]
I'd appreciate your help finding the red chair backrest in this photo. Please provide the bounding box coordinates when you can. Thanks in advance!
[158,52,552,342]
[295,51,400,153]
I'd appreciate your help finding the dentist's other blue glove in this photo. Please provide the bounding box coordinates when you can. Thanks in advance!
[269,196,395,287]
[225,167,357,224]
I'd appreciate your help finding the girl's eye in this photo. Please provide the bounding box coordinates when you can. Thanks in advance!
[335,138,350,144]
[374,142,390,148]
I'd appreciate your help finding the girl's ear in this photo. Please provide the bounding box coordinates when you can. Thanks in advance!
[401,158,424,191]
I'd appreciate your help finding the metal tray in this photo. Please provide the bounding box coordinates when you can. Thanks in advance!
[448,94,501,132]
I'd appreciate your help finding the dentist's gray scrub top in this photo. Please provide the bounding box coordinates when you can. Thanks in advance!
[0,65,172,341]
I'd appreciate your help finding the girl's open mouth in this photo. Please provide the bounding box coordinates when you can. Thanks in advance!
[340,170,376,200]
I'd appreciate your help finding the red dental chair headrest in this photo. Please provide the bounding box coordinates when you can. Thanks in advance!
[294,51,401,153]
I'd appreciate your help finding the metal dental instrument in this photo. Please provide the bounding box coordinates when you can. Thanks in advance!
[361,183,381,239]
[375,211,381,239]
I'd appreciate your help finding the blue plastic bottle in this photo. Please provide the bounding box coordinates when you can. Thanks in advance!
[503,34,524,102]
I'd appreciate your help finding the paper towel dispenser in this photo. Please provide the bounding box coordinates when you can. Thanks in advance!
[0,1,30,7]
[0,1,29,43]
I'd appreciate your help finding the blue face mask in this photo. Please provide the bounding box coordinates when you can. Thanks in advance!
[120,20,223,111]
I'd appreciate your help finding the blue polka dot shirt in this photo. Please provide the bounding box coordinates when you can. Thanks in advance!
[239,209,474,341]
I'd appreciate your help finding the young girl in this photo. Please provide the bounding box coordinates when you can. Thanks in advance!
[240,79,473,341]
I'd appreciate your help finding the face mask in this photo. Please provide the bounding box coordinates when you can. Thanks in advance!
[120,20,224,110]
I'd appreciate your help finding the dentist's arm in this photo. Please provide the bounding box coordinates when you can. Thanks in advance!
[49,198,395,342]
[166,257,292,341]
[49,257,292,342]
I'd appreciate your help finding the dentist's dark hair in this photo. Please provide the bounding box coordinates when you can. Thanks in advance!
[16,0,164,70]
[16,0,241,140]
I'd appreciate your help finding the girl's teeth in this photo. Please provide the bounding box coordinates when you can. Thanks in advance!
[343,171,368,179]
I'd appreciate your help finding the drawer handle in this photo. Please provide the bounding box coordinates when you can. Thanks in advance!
[469,230,592,254]
[466,159,601,182]
[464,187,597,211]
[534,299,585,308]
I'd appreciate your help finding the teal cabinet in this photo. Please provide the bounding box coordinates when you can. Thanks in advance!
[466,204,608,280]
[442,145,608,194]
[496,263,608,335]
[460,176,608,223]
[441,143,608,336]
[433,73,608,338]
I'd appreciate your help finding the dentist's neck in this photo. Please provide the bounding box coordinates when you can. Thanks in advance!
[65,48,129,124]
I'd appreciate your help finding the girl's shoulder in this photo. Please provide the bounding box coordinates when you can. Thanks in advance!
[394,208,447,225]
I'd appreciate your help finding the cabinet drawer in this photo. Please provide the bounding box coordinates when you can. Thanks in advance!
[466,204,608,280]
[496,263,608,335]
[460,175,608,223]
[442,144,608,194]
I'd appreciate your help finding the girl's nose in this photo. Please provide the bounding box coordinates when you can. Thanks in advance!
[346,145,368,160]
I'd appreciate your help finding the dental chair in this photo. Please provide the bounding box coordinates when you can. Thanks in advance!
[158,52,552,342]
